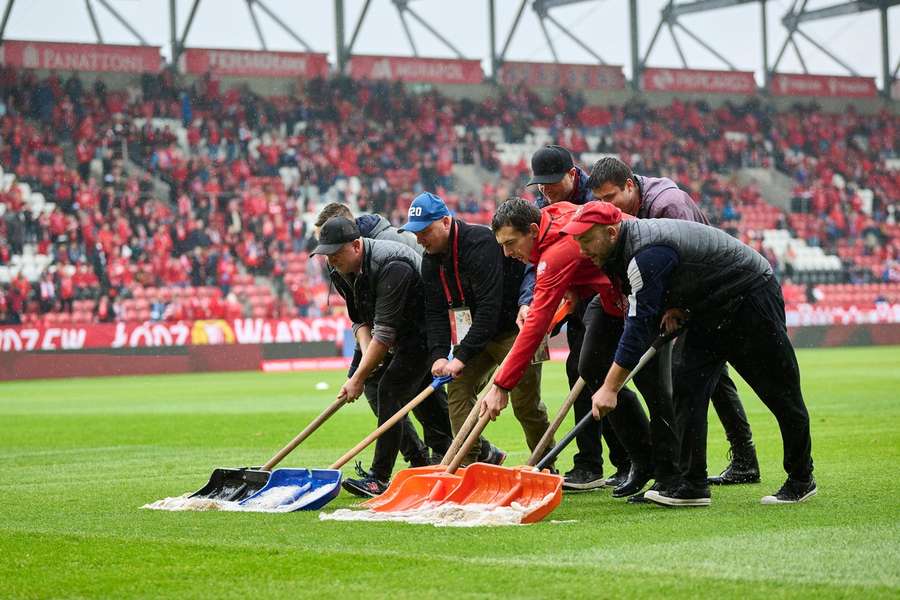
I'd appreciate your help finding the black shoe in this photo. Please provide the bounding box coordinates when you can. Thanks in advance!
[429,452,444,466]
[761,478,817,505]
[562,468,605,491]
[626,481,664,504]
[483,445,507,466]
[604,467,630,488]
[708,444,761,485]
[645,482,711,507]
[341,462,389,498]
[408,452,431,468]
[612,464,653,498]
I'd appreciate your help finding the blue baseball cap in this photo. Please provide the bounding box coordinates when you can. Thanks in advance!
[399,192,451,233]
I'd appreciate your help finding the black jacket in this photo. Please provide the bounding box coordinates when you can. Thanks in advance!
[422,219,525,365]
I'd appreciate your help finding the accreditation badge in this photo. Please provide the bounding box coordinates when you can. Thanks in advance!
[531,334,551,364]
[449,306,473,345]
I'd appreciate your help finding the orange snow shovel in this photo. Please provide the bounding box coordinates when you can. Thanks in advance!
[439,330,684,523]
[364,298,576,511]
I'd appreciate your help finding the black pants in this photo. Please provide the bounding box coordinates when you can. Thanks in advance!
[364,348,453,480]
[566,299,630,474]
[676,278,813,486]
[710,366,754,449]
[579,297,682,485]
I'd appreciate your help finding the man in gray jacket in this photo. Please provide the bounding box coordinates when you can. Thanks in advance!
[564,203,815,507]
[586,157,760,485]
[313,217,453,497]
[315,202,419,252]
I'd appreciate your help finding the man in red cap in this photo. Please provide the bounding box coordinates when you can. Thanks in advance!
[586,156,760,486]
[565,203,815,507]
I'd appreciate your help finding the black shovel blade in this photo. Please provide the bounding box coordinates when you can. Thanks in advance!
[190,468,271,502]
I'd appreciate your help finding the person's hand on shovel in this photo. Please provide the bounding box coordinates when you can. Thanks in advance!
[480,384,509,421]
[337,376,364,403]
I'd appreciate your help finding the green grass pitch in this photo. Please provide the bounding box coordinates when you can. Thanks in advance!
[1,345,898,599]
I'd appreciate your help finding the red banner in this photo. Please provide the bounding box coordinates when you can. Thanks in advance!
[181,48,329,78]
[642,67,757,95]
[349,55,484,84]
[497,61,625,91]
[771,73,877,98]
[0,40,161,73]
[0,317,351,353]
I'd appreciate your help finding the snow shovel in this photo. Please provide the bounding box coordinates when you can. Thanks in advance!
[362,299,584,510]
[190,395,349,503]
[428,330,684,524]
[236,373,456,510]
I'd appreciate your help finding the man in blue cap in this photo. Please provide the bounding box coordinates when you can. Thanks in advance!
[401,192,553,467]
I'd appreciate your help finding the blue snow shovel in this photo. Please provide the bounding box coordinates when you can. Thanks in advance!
[190,395,348,504]
[238,374,452,511]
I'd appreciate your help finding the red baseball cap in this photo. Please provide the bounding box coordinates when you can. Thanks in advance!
[561,202,623,235]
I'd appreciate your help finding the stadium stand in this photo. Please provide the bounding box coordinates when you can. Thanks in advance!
[0,67,897,327]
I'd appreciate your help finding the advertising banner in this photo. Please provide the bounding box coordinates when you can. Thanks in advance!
[771,73,877,98]
[498,61,625,90]
[0,40,161,73]
[349,54,484,84]
[181,48,329,78]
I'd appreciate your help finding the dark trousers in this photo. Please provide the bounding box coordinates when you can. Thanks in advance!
[676,278,814,486]
[710,367,754,449]
[364,348,453,480]
[579,297,682,485]
[566,299,630,474]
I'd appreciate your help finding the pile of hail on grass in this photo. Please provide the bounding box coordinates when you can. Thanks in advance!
[319,494,556,528]
[141,484,334,513]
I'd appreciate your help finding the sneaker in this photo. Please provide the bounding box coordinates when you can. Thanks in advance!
[626,482,663,504]
[341,462,389,498]
[562,468,606,491]
[604,467,630,488]
[708,444,761,485]
[483,445,507,466]
[761,478,817,505]
[645,482,711,507]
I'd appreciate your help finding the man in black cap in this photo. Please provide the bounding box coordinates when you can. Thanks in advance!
[315,202,435,471]
[313,217,453,497]
[526,145,631,491]
[586,156,761,485]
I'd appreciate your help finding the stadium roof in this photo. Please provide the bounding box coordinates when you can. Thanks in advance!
[0,0,897,97]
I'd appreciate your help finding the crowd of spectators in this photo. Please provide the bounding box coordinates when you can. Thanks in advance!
[0,66,897,326]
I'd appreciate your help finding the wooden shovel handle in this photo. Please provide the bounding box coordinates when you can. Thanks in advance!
[439,368,499,466]
[261,396,347,471]
[329,383,439,470]
[526,377,585,467]
[446,412,493,474]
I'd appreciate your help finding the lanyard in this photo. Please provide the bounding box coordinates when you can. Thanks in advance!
[438,222,465,306]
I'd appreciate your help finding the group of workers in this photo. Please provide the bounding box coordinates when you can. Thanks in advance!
[310,146,816,508]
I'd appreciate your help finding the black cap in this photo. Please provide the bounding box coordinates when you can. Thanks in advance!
[311,216,360,256]
[526,145,574,186]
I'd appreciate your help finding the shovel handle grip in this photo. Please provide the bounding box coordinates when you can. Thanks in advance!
[329,382,439,470]
[262,396,347,471]
[526,377,586,467]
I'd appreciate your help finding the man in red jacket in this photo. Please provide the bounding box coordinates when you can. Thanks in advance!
[480,198,625,420]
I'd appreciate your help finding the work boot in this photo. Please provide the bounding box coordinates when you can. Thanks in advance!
[612,464,654,498]
[562,468,605,491]
[341,462,389,498]
[761,478,817,505]
[708,443,761,485]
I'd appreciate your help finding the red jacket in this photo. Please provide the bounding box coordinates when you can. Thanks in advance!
[494,202,626,391]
